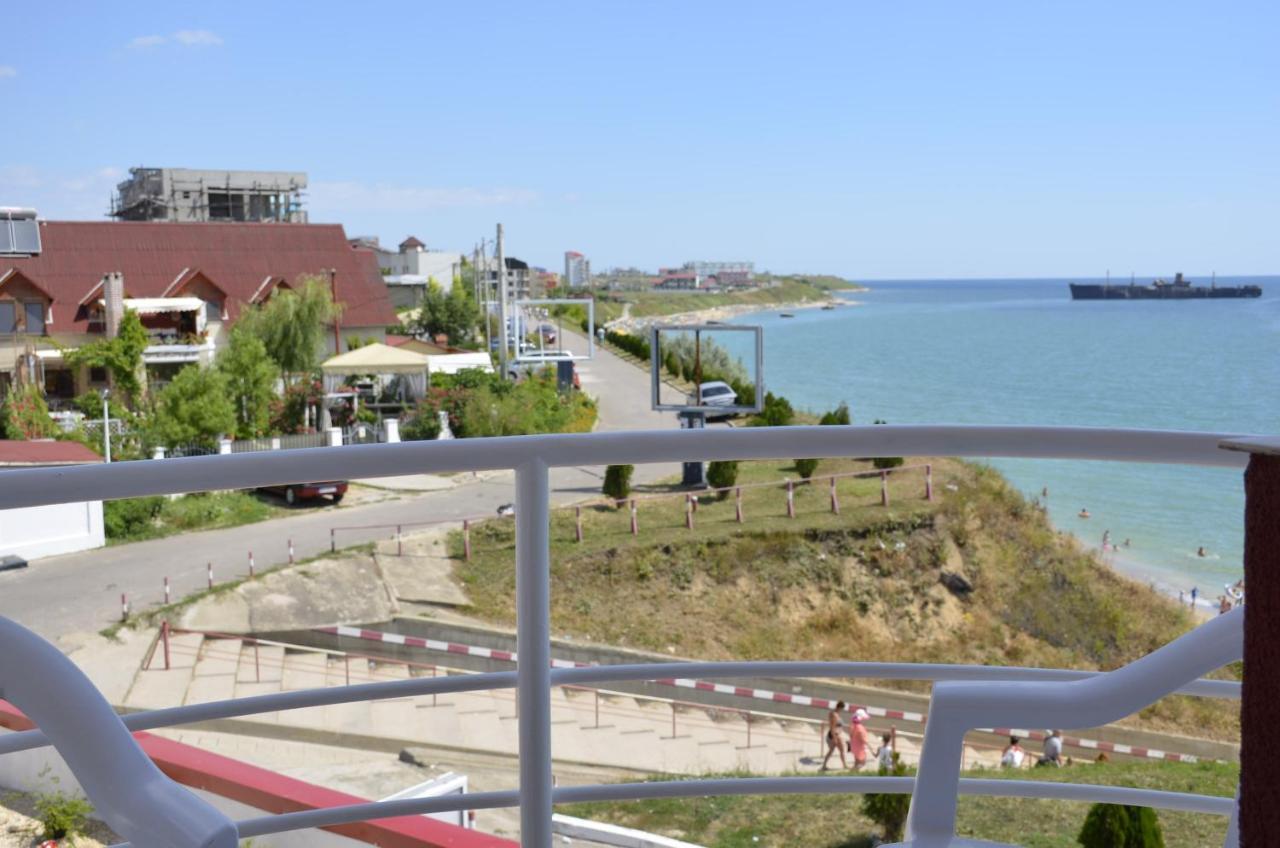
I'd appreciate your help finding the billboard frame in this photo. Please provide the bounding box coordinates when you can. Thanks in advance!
[649,323,764,415]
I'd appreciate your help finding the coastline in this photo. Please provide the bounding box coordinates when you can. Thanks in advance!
[610,293,860,333]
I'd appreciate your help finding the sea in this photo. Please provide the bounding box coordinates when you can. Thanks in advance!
[734,276,1280,602]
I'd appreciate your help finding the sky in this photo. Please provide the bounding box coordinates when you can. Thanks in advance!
[2,1,1277,279]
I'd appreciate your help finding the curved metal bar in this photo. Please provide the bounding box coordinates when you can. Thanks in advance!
[0,659,1236,758]
[223,775,1232,838]
[906,608,1243,844]
[0,617,237,848]
[0,425,1252,510]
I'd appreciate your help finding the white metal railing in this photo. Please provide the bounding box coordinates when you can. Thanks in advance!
[0,425,1257,848]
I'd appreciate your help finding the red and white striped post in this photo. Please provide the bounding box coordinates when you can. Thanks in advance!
[925,464,934,501]
[163,576,170,605]
[206,562,213,589]
[630,499,638,535]
[463,519,472,561]
[685,495,694,530]
[248,551,255,579]
[735,487,743,523]
[786,480,795,518]
[575,506,583,543]
[120,593,128,622]
[880,471,890,506]
[288,538,295,565]
[160,620,172,670]
[830,476,840,515]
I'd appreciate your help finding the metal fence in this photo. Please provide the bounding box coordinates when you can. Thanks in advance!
[0,425,1262,847]
[229,432,329,453]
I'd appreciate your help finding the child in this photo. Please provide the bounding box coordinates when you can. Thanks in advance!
[875,732,895,770]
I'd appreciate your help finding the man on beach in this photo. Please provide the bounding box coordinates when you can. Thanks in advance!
[1039,730,1063,767]
[821,701,847,771]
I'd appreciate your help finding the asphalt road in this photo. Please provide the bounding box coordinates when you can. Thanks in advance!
[0,327,696,640]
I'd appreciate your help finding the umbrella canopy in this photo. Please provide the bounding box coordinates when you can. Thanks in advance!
[320,342,430,397]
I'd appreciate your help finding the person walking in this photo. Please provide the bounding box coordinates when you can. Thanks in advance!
[875,730,896,770]
[821,701,848,771]
[848,708,871,769]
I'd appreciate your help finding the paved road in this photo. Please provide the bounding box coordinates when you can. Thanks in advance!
[0,328,695,640]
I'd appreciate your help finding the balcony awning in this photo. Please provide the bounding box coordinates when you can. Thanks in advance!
[122,297,205,315]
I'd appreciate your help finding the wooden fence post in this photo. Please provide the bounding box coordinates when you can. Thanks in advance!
[786,480,795,518]
[685,495,694,530]
[925,464,934,501]
[880,471,889,506]
[463,519,472,560]
[735,487,743,523]
[830,476,840,514]
[575,506,583,543]
[630,499,638,535]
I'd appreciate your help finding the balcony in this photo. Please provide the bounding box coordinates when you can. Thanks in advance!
[0,425,1273,847]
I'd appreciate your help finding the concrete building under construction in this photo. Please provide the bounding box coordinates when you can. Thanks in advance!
[110,167,308,223]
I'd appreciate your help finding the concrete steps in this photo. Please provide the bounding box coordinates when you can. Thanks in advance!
[121,633,849,776]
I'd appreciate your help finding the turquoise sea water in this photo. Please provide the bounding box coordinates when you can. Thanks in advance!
[735,277,1280,598]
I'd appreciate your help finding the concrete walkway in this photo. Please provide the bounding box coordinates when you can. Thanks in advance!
[0,330,693,641]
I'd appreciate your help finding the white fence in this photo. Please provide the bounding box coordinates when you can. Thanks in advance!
[0,425,1261,848]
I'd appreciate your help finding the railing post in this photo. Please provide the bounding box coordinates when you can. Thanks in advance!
[161,620,171,671]
[685,495,694,530]
[1240,448,1280,846]
[786,480,795,518]
[735,487,743,523]
[575,506,583,543]
[515,458,553,848]
[463,519,472,561]
[830,476,840,515]
[629,499,638,535]
[925,463,934,502]
[881,471,889,506]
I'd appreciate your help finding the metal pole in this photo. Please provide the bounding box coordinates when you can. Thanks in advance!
[925,464,934,501]
[786,480,795,518]
[207,562,213,589]
[161,620,171,671]
[881,471,889,506]
[328,268,341,354]
[288,538,295,565]
[575,506,583,543]
[101,390,111,463]
[630,499,638,535]
[830,476,840,514]
[344,654,350,686]
[163,576,170,605]
[735,487,743,523]
[253,641,260,682]
[120,593,128,622]
[248,551,255,578]
[330,528,336,553]
[515,458,553,848]
[497,224,509,380]
[397,525,403,557]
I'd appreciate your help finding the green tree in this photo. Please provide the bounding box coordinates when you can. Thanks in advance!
[794,457,819,479]
[1,382,57,439]
[216,326,280,438]
[750,392,795,427]
[820,402,851,426]
[414,278,481,348]
[64,309,149,407]
[1078,803,1165,848]
[706,460,739,498]
[603,464,634,503]
[235,277,342,381]
[148,365,236,449]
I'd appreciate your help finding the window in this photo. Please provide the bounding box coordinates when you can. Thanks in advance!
[0,302,14,333]
[24,302,45,335]
[89,366,108,383]
[205,299,224,322]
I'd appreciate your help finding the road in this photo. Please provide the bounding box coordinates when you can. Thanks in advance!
[0,327,695,640]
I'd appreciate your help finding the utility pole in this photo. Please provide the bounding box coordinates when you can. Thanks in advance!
[496,223,509,379]
[100,388,111,463]
[327,268,341,353]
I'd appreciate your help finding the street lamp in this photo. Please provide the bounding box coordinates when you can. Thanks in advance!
[99,388,111,463]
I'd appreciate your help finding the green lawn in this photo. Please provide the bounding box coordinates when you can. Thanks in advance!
[104,491,284,544]
[561,760,1237,848]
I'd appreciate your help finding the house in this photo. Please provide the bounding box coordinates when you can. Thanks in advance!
[655,271,703,290]
[354,235,465,310]
[0,440,105,560]
[0,218,396,403]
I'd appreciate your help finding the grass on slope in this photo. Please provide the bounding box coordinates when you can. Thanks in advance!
[104,491,284,544]
[451,457,1236,741]
[561,760,1237,848]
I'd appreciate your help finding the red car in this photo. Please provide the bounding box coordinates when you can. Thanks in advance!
[259,481,348,505]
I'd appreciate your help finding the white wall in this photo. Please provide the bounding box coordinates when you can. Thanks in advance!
[0,499,104,561]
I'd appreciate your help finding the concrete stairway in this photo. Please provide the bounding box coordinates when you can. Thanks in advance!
[122,633,947,775]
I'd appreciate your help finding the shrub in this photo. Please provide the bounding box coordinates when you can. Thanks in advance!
[862,756,912,842]
[794,457,819,479]
[706,460,739,496]
[1,382,57,439]
[1078,803,1165,848]
[820,401,851,426]
[603,464,634,502]
[750,392,794,427]
[34,789,94,839]
[871,418,905,469]
[103,496,165,541]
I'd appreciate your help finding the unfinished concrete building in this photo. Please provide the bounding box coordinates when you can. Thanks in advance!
[110,168,308,223]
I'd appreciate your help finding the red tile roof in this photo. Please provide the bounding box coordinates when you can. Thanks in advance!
[1,221,396,333]
[0,440,103,465]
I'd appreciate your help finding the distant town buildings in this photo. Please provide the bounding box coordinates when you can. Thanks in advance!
[110,167,308,223]
[564,251,591,289]
[352,235,463,309]
[685,260,754,278]
[479,255,533,303]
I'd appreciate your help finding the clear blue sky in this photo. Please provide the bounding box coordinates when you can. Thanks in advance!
[2,1,1277,278]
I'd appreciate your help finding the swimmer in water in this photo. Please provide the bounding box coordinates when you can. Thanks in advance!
[1197,546,1207,558]
[1078,508,1091,519]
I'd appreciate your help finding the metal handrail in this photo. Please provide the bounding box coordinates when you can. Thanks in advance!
[0,425,1260,847]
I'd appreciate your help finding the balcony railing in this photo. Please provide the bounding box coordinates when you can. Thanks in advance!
[0,425,1264,847]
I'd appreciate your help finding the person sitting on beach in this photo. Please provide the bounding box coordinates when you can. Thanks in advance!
[1038,730,1063,767]
[1078,508,1091,519]
[821,701,848,771]
[1001,736,1026,768]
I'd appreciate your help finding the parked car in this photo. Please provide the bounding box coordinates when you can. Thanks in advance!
[258,481,348,505]
[692,381,737,418]
[538,323,558,344]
